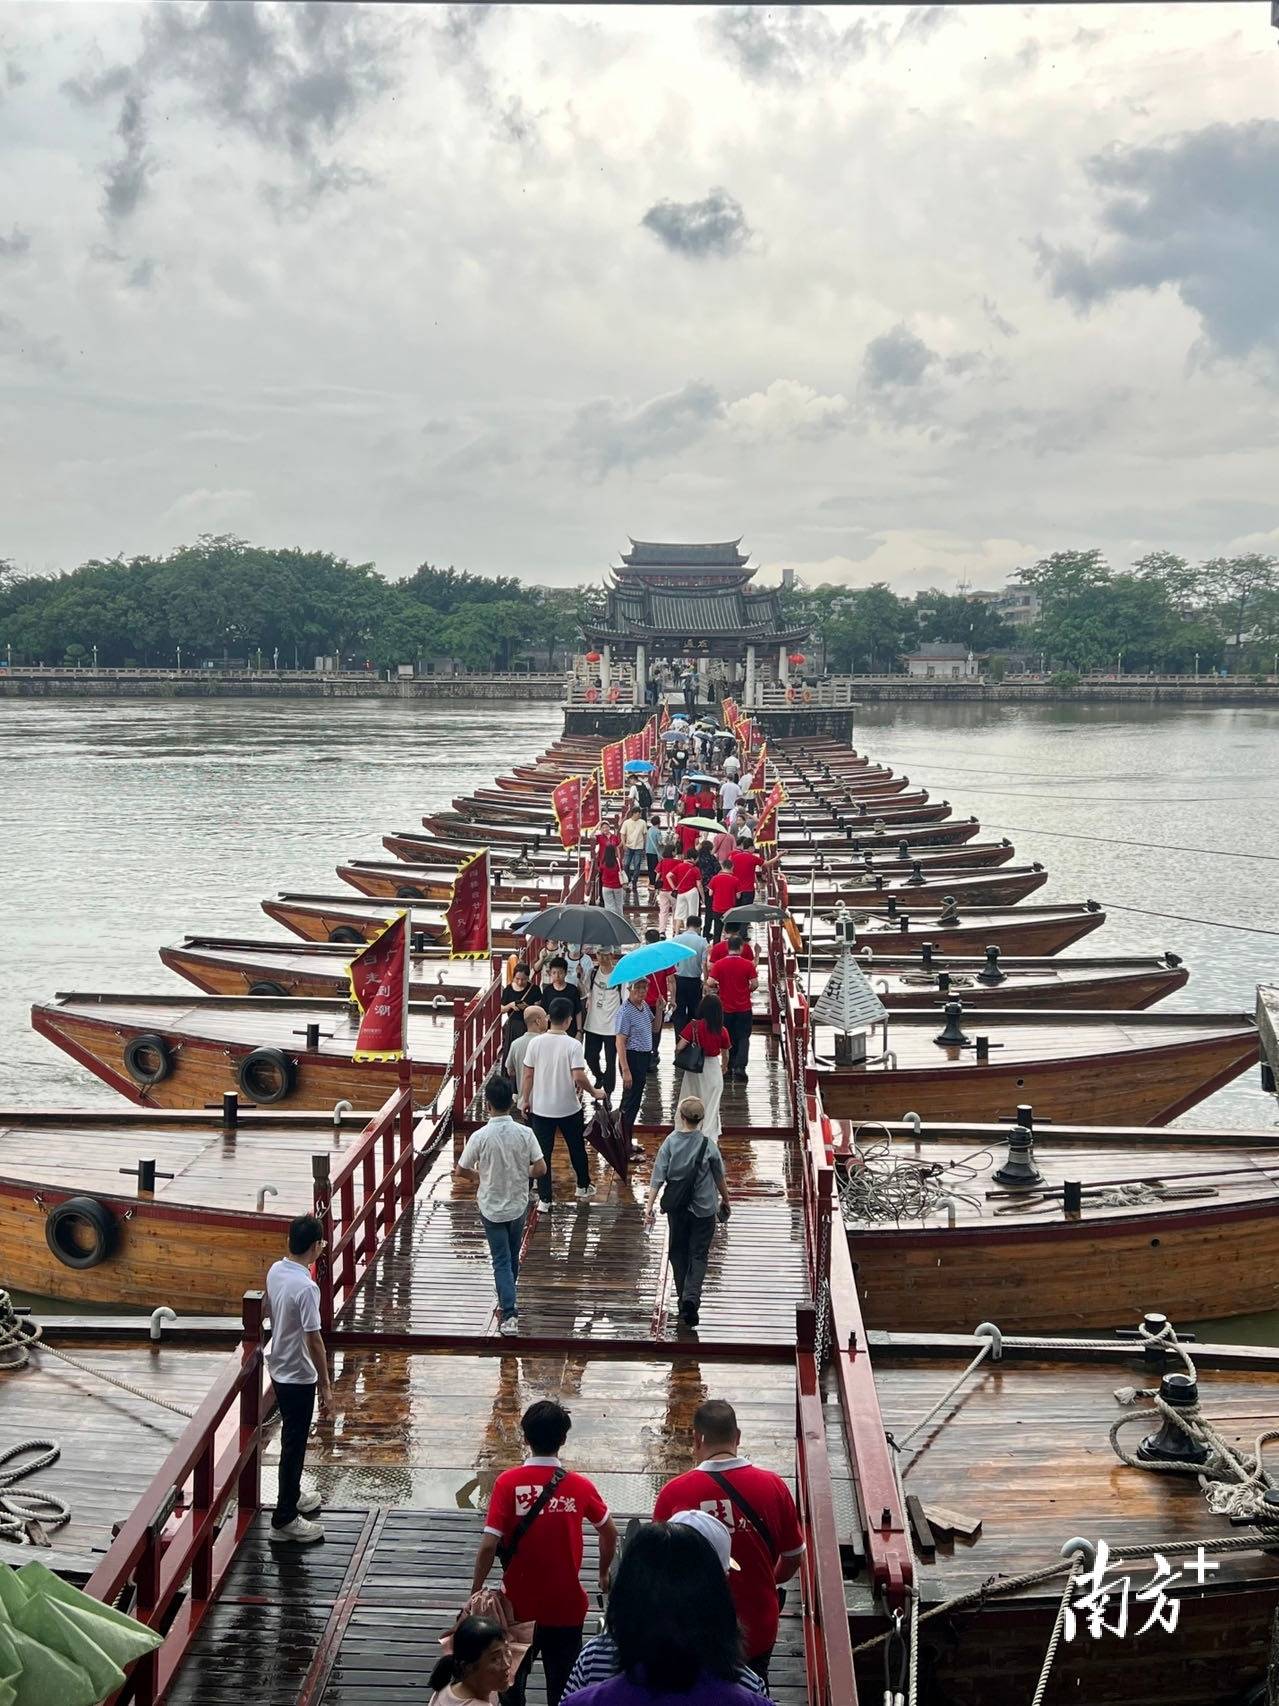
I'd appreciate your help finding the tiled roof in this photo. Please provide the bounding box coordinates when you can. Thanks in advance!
[909,643,970,660]
[649,589,753,634]
[621,539,747,568]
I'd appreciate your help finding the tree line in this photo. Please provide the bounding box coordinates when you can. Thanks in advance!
[3,536,1276,676]
[0,538,603,671]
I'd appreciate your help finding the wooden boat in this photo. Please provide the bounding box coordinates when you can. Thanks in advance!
[809,1007,1259,1123]
[849,1327,1279,1703]
[423,810,984,849]
[261,892,531,947]
[803,951,1189,1010]
[782,866,1048,909]
[336,858,569,904]
[832,1116,1279,1330]
[0,1106,426,1312]
[31,993,455,1110]
[160,937,494,1002]
[451,791,948,828]
[802,901,1108,955]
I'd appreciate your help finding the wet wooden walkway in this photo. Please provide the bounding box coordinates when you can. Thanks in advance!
[168,1508,809,1706]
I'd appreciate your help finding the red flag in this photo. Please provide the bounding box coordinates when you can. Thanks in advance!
[580,772,601,831]
[755,780,786,845]
[659,702,670,731]
[622,730,644,763]
[601,739,625,793]
[444,848,491,958]
[551,776,583,849]
[348,912,409,1060]
[747,742,768,794]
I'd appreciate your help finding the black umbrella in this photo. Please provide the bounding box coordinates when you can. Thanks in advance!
[585,1102,631,1182]
[724,902,786,924]
[514,903,642,946]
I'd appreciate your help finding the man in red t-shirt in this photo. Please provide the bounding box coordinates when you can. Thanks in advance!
[709,930,756,968]
[473,1399,618,1706]
[674,818,700,857]
[729,842,765,908]
[671,854,702,928]
[707,858,741,943]
[707,944,758,1081]
[652,1398,804,1685]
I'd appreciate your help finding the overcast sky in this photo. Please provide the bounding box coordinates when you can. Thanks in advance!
[2,2,1276,594]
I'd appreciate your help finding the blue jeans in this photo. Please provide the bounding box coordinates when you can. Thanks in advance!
[481,1208,527,1318]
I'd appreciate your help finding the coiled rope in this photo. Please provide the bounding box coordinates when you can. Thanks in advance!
[0,1440,70,1544]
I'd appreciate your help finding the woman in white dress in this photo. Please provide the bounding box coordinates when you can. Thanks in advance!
[674,993,732,1139]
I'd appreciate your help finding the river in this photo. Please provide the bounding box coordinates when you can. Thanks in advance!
[3,697,1277,1325]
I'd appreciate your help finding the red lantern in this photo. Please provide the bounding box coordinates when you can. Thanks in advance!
[788,652,806,666]
[585,650,602,663]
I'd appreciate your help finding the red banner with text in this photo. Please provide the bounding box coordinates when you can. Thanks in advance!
[551,776,583,849]
[349,912,409,1060]
[747,743,768,794]
[755,779,786,845]
[580,772,601,831]
[444,848,492,958]
[601,740,625,793]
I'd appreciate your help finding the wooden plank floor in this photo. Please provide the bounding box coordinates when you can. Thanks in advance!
[168,1509,809,1706]
[341,1129,807,1350]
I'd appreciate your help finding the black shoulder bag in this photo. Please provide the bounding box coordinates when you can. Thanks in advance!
[661,1136,709,1216]
[497,1467,566,1568]
[704,1468,787,1610]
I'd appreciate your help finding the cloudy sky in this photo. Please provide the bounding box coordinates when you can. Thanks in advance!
[2,2,1276,594]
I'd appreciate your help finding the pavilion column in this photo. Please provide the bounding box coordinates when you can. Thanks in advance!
[635,642,646,704]
[745,644,757,707]
[601,644,611,690]
[778,643,790,685]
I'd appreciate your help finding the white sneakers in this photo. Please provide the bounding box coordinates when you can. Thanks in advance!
[297,1489,322,1517]
[269,1516,324,1546]
[499,1316,519,1337]
[575,1184,596,1201]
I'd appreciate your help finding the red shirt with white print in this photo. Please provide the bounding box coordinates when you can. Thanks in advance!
[653,1457,804,1659]
[484,1457,609,1626]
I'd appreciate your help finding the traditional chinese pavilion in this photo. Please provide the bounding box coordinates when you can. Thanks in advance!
[583,538,809,703]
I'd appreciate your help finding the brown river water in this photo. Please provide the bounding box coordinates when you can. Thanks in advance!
[2,696,1276,1329]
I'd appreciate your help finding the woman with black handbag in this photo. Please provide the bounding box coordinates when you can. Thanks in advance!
[642,1096,731,1328]
[672,994,731,1138]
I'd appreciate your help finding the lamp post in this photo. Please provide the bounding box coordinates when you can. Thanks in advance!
[1117,650,1124,677]
[92,643,98,670]
[1194,652,1200,681]
[272,646,279,672]
[176,645,182,672]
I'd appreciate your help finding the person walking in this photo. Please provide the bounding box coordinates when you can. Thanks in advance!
[582,952,621,1103]
[643,814,663,892]
[505,1004,547,1096]
[501,963,537,1052]
[643,1096,730,1328]
[558,1518,765,1705]
[707,857,741,943]
[670,924,707,1038]
[620,808,647,906]
[521,998,607,1205]
[472,1400,618,1706]
[729,838,765,910]
[675,994,731,1138]
[598,841,624,915]
[615,982,654,1153]
[653,838,681,937]
[533,956,582,1034]
[652,1399,804,1688]
[265,1215,333,1546]
[707,943,758,1083]
[456,1077,546,1337]
[429,1615,512,1705]
[722,752,741,779]
[671,852,702,930]
[681,667,697,715]
[720,774,743,822]
[660,776,679,824]
[695,837,720,936]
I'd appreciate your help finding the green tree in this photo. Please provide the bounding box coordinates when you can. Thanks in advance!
[819,584,918,672]
[1201,554,1279,649]
[912,589,1011,652]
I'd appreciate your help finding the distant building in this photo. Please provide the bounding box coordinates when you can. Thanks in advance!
[905,642,979,680]
[970,584,1041,628]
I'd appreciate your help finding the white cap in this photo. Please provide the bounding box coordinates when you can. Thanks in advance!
[669,1509,740,1571]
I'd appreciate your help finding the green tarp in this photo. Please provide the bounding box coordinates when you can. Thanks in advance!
[0,1562,162,1706]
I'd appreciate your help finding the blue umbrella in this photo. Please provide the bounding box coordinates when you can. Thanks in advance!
[623,759,655,773]
[607,938,698,986]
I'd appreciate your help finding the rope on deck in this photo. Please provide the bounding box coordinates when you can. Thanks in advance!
[0,1440,70,1544]
[0,1290,195,1420]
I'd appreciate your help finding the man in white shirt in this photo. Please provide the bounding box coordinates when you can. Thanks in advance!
[722,754,741,779]
[521,996,607,1206]
[456,1076,547,1336]
[720,776,743,820]
[506,1003,548,1102]
[265,1216,333,1546]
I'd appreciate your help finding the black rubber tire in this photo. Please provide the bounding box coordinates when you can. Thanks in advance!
[396,886,424,900]
[328,926,366,945]
[247,981,288,997]
[123,1032,171,1087]
[236,1048,297,1105]
[45,1196,116,1269]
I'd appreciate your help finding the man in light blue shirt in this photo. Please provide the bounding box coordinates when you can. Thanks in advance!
[456,1077,547,1335]
[615,983,655,1151]
[671,926,708,1036]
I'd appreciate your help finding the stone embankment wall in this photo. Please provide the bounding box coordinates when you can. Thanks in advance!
[850,680,1279,706]
[0,672,565,701]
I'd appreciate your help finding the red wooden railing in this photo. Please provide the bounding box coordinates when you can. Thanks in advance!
[450,976,506,1122]
[801,1076,913,1610]
[313,1069,420,1332]
[90,1294,269,1706]
[796,1305,861,1706]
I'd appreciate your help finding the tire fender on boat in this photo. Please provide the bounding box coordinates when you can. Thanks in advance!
[236,1048,298,1105]
[45,1195,117,1269]
[328,926,367,944]
[123,1032,172,1087]
[248,981,288,997]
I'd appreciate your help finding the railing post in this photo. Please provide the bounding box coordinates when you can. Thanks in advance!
[132,1520,162,1704]
[239,1291,264,1513]
[192,1439,214,1601]
[398,1060,415,1209]
[312,1155,334,1333]
[340,1173,356,1301]
[452,998,468,1121]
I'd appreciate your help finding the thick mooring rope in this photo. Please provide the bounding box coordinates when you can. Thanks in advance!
[0,1289,194,1420]
[0,1439,70,1544]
